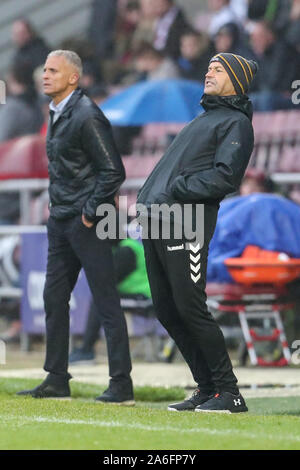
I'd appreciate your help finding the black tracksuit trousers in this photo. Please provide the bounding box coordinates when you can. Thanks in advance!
[142,204,238,394]
[43,215,132,385]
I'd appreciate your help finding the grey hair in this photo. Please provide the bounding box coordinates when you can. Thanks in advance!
[47,50,83,77]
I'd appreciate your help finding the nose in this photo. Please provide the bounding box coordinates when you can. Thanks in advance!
[205,69,214,79]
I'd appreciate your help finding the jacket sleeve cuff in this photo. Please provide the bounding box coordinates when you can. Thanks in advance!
[82,193,116,223]
[82,211,97,223]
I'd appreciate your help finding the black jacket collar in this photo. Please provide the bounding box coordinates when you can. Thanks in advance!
[49,87,84,129]
[58,87,84,120]
[200,93,253,121]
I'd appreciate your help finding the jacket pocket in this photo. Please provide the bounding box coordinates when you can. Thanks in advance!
[180,154,214,176]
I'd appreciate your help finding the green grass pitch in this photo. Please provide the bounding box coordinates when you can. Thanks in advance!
[1,378,300,450]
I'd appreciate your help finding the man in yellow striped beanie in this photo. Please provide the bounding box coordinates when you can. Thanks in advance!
[206,52,258,96]
[138,52,258,414]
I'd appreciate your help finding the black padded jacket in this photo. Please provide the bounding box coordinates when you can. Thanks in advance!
[137,94,254,211]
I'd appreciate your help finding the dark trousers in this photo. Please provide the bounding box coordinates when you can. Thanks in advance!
[81,302,102,352]
[142,206,238,393]
[43,215,132,383]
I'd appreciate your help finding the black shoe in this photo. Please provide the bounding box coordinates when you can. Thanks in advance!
[16,374,72,399]
[168,389,214,412]
[195,392,248,414]
[95,379,135,406]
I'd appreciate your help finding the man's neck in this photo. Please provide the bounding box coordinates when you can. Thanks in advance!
[52,87,77,106]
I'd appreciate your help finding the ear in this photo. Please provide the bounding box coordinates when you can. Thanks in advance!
[69,72,79,85]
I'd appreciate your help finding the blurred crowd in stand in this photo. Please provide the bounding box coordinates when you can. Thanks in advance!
[0,0,300,343]
[86,0,300,110]
[1,0,299,141]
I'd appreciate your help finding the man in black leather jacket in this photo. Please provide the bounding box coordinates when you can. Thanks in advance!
[18,50,134,405]
[137,53,258,413]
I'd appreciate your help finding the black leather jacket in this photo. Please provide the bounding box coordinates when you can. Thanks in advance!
[46,87,125,221]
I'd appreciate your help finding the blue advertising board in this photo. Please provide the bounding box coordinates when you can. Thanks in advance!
[20,231,166,338]
[20,232,92,334]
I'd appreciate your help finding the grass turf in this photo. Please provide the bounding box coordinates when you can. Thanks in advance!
[1,378,300,450]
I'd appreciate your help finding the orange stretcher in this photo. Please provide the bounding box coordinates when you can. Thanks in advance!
[206,246,300,367]
[225,245,300,286]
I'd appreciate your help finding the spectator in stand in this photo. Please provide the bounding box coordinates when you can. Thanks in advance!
[247,0,269,20]
[285,1,300,88]
[208,0,241,37]
[11,19,50,74]
[152,0,191,60]
[230,0,248,22]
[178,30,215,83]
[289,185,300,205]
[122,42,179,84]
[0,63,44,142]
[105,1,143,85]
[134,43,179,81]
[239,168,275,196]
[249,21,299,111]
[113,43,179,154]
[114,0,142,66]
[33,65,47,96]
[88,0,118,60]
[33,65,51,137]
[131,0,157,53]
[285,0,300,54]
[213,23,255,58]
[247,0,291,34]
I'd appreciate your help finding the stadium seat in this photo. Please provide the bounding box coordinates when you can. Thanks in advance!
[132,124,184,155]
[122,154,161,178]
[251,110,300,173]
[0,135,48,180]
[278,144,300,172]
[282,110,300,142]
[252,112,271,143]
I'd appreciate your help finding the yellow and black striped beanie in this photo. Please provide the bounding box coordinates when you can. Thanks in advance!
[209,53,258,95]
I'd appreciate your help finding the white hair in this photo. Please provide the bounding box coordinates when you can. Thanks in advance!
[47,50,83,77]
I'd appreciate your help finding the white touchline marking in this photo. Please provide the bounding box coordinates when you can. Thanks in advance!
[2,415,300,443]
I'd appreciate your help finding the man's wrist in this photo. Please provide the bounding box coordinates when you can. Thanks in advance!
[82,211,96,223]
